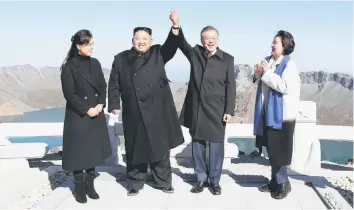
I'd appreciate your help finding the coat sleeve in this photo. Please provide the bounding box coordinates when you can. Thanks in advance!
[61,63,90,116]
[177,27,194,62]
[160,27,180,64]
[260,61,300,95]
[252,75,258,83]
[95,59,107,108]
[108,58,121,112]
[224,57,236,115]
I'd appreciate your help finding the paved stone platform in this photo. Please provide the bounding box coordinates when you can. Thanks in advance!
[2,160,352,209]
[33,170,328,209]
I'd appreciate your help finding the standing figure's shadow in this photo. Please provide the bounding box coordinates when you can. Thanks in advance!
[103,112,129,190]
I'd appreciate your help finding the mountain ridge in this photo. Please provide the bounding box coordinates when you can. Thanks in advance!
[0,64,352,125]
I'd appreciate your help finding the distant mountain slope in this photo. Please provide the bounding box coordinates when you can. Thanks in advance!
[0,64,352,125]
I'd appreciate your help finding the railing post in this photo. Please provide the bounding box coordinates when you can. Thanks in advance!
[288,101,321,175]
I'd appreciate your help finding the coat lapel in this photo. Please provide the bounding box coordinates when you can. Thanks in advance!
[73,57,100,92]
[193,46,225,93]
[127,47,152,74]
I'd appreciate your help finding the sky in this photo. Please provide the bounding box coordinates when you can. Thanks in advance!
[0,1,353,82]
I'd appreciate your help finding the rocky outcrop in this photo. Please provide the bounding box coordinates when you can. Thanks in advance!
[300,71,353,90]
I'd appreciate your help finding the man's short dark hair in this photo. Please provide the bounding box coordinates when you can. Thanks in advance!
[133,27,152,36]
[275,30,295,55]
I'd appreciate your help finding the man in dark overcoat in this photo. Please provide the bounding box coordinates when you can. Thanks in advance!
[175,17,236,195]
[107,11,184,196]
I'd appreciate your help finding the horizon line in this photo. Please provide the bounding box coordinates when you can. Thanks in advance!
[1,63,353,76]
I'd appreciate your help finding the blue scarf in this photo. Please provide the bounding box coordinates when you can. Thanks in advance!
[253,55,291,136]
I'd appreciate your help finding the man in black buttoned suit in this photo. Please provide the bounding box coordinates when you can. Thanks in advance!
[173,12,236,195]
[107,11,184,196]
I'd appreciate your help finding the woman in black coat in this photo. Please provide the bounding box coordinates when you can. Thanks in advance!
[60,29,112,204]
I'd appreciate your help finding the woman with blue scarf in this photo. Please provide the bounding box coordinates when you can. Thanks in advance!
[253,30,301,200]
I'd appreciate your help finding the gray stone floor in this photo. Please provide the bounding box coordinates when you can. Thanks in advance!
[33,170,328,209]
[2,156,352,209]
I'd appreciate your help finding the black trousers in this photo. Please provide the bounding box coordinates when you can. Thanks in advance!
[192,139,224,185]
[73,167,95,175]
[126,153,172,190]
[263,146,289,184]
[256,112,293,185]
[271,165,289,184]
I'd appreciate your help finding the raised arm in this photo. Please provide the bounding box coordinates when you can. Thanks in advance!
[61,62,90,116]
[107,58,121,113]
[177,28,194,62]
[160,10,183,64]
[164,11,194,63]
[224,57,236,115]
[160,27,180,64]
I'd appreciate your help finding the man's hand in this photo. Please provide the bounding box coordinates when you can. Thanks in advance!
[169,10,179,27]
[223,114,232,123]
[111,109,121,115]
[87,108,99,117]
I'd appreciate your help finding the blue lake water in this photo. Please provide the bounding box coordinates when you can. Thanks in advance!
[229,138,353,165]
[8,136,353,164]
[0,107,65,123]
[3,107,353,164]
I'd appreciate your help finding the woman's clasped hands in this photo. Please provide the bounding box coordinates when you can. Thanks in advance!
[87,104,103,117]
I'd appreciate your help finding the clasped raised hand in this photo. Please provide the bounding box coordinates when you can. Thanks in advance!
[169,10,179,26]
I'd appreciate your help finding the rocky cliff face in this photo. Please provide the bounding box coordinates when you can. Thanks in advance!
[0,64,352,126]
[230,65,353,125]
[300,71,353,90]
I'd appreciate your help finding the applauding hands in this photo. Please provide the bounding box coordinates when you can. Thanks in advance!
[254,59,271,79]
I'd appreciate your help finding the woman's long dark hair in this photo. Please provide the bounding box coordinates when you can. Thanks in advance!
[60,29,93,71]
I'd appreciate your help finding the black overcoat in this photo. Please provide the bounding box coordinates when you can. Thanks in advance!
[61,56,112,171]
[178,28,236,143]
[108,29,184,165]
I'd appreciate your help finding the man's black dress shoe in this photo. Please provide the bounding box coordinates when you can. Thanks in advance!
[162,186,175,193]
[271,181,291,199]
[127,189,139,196]
[258,179,276,193]
[208,183,221,195]
[190,181,209,193]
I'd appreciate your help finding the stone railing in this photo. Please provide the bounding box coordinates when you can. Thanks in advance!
[0,123,63,169]
[1,101,353,174]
